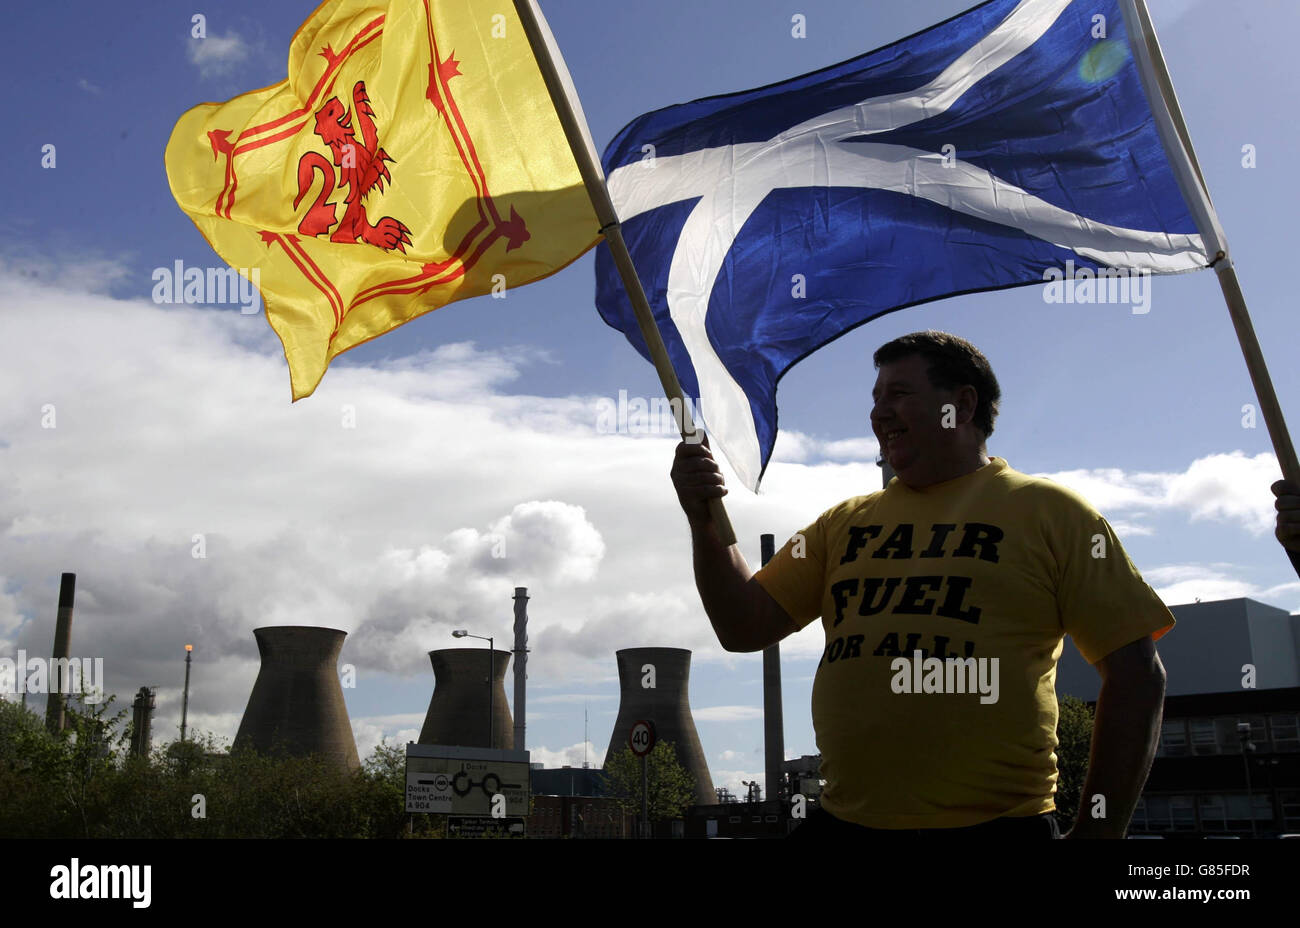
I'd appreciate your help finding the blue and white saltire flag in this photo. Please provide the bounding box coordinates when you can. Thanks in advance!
[595,0,1224,491]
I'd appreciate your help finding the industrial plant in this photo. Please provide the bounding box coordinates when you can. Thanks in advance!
[14,562,1300,839]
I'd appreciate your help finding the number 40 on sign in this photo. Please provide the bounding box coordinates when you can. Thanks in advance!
[629,720,656,757]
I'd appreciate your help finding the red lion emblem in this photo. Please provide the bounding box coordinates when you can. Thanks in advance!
[293,81,413,253]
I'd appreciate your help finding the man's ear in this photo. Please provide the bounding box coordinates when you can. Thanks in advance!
[958,385,979,424]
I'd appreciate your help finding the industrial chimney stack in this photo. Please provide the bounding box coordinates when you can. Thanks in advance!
[419,648,514,749]
[761,534,785,803]
[130,686,156,758]
[603,647,714,806]
[234,626,360,773]
[45,573,76,734]
[512,588,529,752]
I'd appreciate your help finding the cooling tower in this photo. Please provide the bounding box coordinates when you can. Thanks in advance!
[418,648,514,749]
[234,626,359,773]
[603,647,714,806]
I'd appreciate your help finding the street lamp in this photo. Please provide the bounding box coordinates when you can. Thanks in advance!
[453,629,494,749]
[180,644,194,742]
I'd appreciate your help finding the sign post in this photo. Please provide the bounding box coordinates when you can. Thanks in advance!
[405,744,530,837]
[629,719,655,839]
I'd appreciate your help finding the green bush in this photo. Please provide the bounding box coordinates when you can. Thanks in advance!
[0,696,441,838]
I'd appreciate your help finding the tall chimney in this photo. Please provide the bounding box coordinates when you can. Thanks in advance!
[45,572,76,734]
[603,647,714,806]
[130,686,156,758]
[512,587,529,752]
[234,626,360,773]
[761,534,784,803]
[419,648,513,749]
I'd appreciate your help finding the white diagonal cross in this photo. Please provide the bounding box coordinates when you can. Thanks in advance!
[606,0,1207,490]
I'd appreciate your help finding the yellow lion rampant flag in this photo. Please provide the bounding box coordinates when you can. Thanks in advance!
[165,0,601,399]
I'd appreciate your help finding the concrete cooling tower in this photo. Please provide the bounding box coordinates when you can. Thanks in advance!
[418,648,514,749]
[603,647,714,806]
[234,626,360,773]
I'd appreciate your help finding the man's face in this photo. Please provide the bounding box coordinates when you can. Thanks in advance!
[870,354,963,478]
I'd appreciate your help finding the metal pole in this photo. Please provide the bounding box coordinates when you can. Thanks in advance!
[1215,263,1300,578]
[1237,723,1257,838]
[181,645,193,741]
[488,637,494,751]
[509,0,736,546]
[1242,751,1256,838]
[760,534,784,805]
[641,753,649,839]
[1122,0,1299,578]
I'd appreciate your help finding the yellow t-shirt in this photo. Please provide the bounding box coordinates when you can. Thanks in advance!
[754,457,1173,829]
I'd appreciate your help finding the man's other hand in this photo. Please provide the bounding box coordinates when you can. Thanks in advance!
[1273,480,1300,553]
[671,437,727,526]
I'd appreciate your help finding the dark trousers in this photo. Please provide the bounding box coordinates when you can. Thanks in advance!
[787,805,1061,839]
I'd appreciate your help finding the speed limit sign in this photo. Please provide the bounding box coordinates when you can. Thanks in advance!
[629,720,656,757]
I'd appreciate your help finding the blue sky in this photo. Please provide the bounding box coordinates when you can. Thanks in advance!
[1,0,1297,799]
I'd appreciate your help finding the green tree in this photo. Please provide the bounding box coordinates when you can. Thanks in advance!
[1054,693,1095,830]
[600,741,696,824]
[0,690,452,838]
[58,690,131,837]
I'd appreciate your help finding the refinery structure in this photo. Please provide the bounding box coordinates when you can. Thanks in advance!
[15,561,1300,838]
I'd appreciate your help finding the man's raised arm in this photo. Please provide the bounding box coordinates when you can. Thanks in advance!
[671,439,801,653]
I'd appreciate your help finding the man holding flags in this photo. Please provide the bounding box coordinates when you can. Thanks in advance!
[672,330,1176,839]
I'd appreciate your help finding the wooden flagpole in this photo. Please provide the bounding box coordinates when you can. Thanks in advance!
[511,0,736,546]
[1124,0,1300,576]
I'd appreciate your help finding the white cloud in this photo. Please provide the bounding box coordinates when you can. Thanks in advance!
[1144,563,1300,611]
[527,741,601,769]
[1037,451,1281,535]
[187,32,250,80]
[0,581,22,652]
[0,274,819,744]
[770,429,879,466]
[711,768,768,797]
[1164,453,1282,534]
[1,271,1291,757]
[77,78,101,95]
[530,693,615,704]
[350,715,423,760]
[1110,521,1155,537]
[693,705,764,722]
[0,252,131,296]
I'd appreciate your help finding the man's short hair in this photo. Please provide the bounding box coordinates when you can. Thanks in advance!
[873,331,1001,437]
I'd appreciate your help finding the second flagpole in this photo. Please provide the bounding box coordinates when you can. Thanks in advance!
[1123,0,1300,578]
